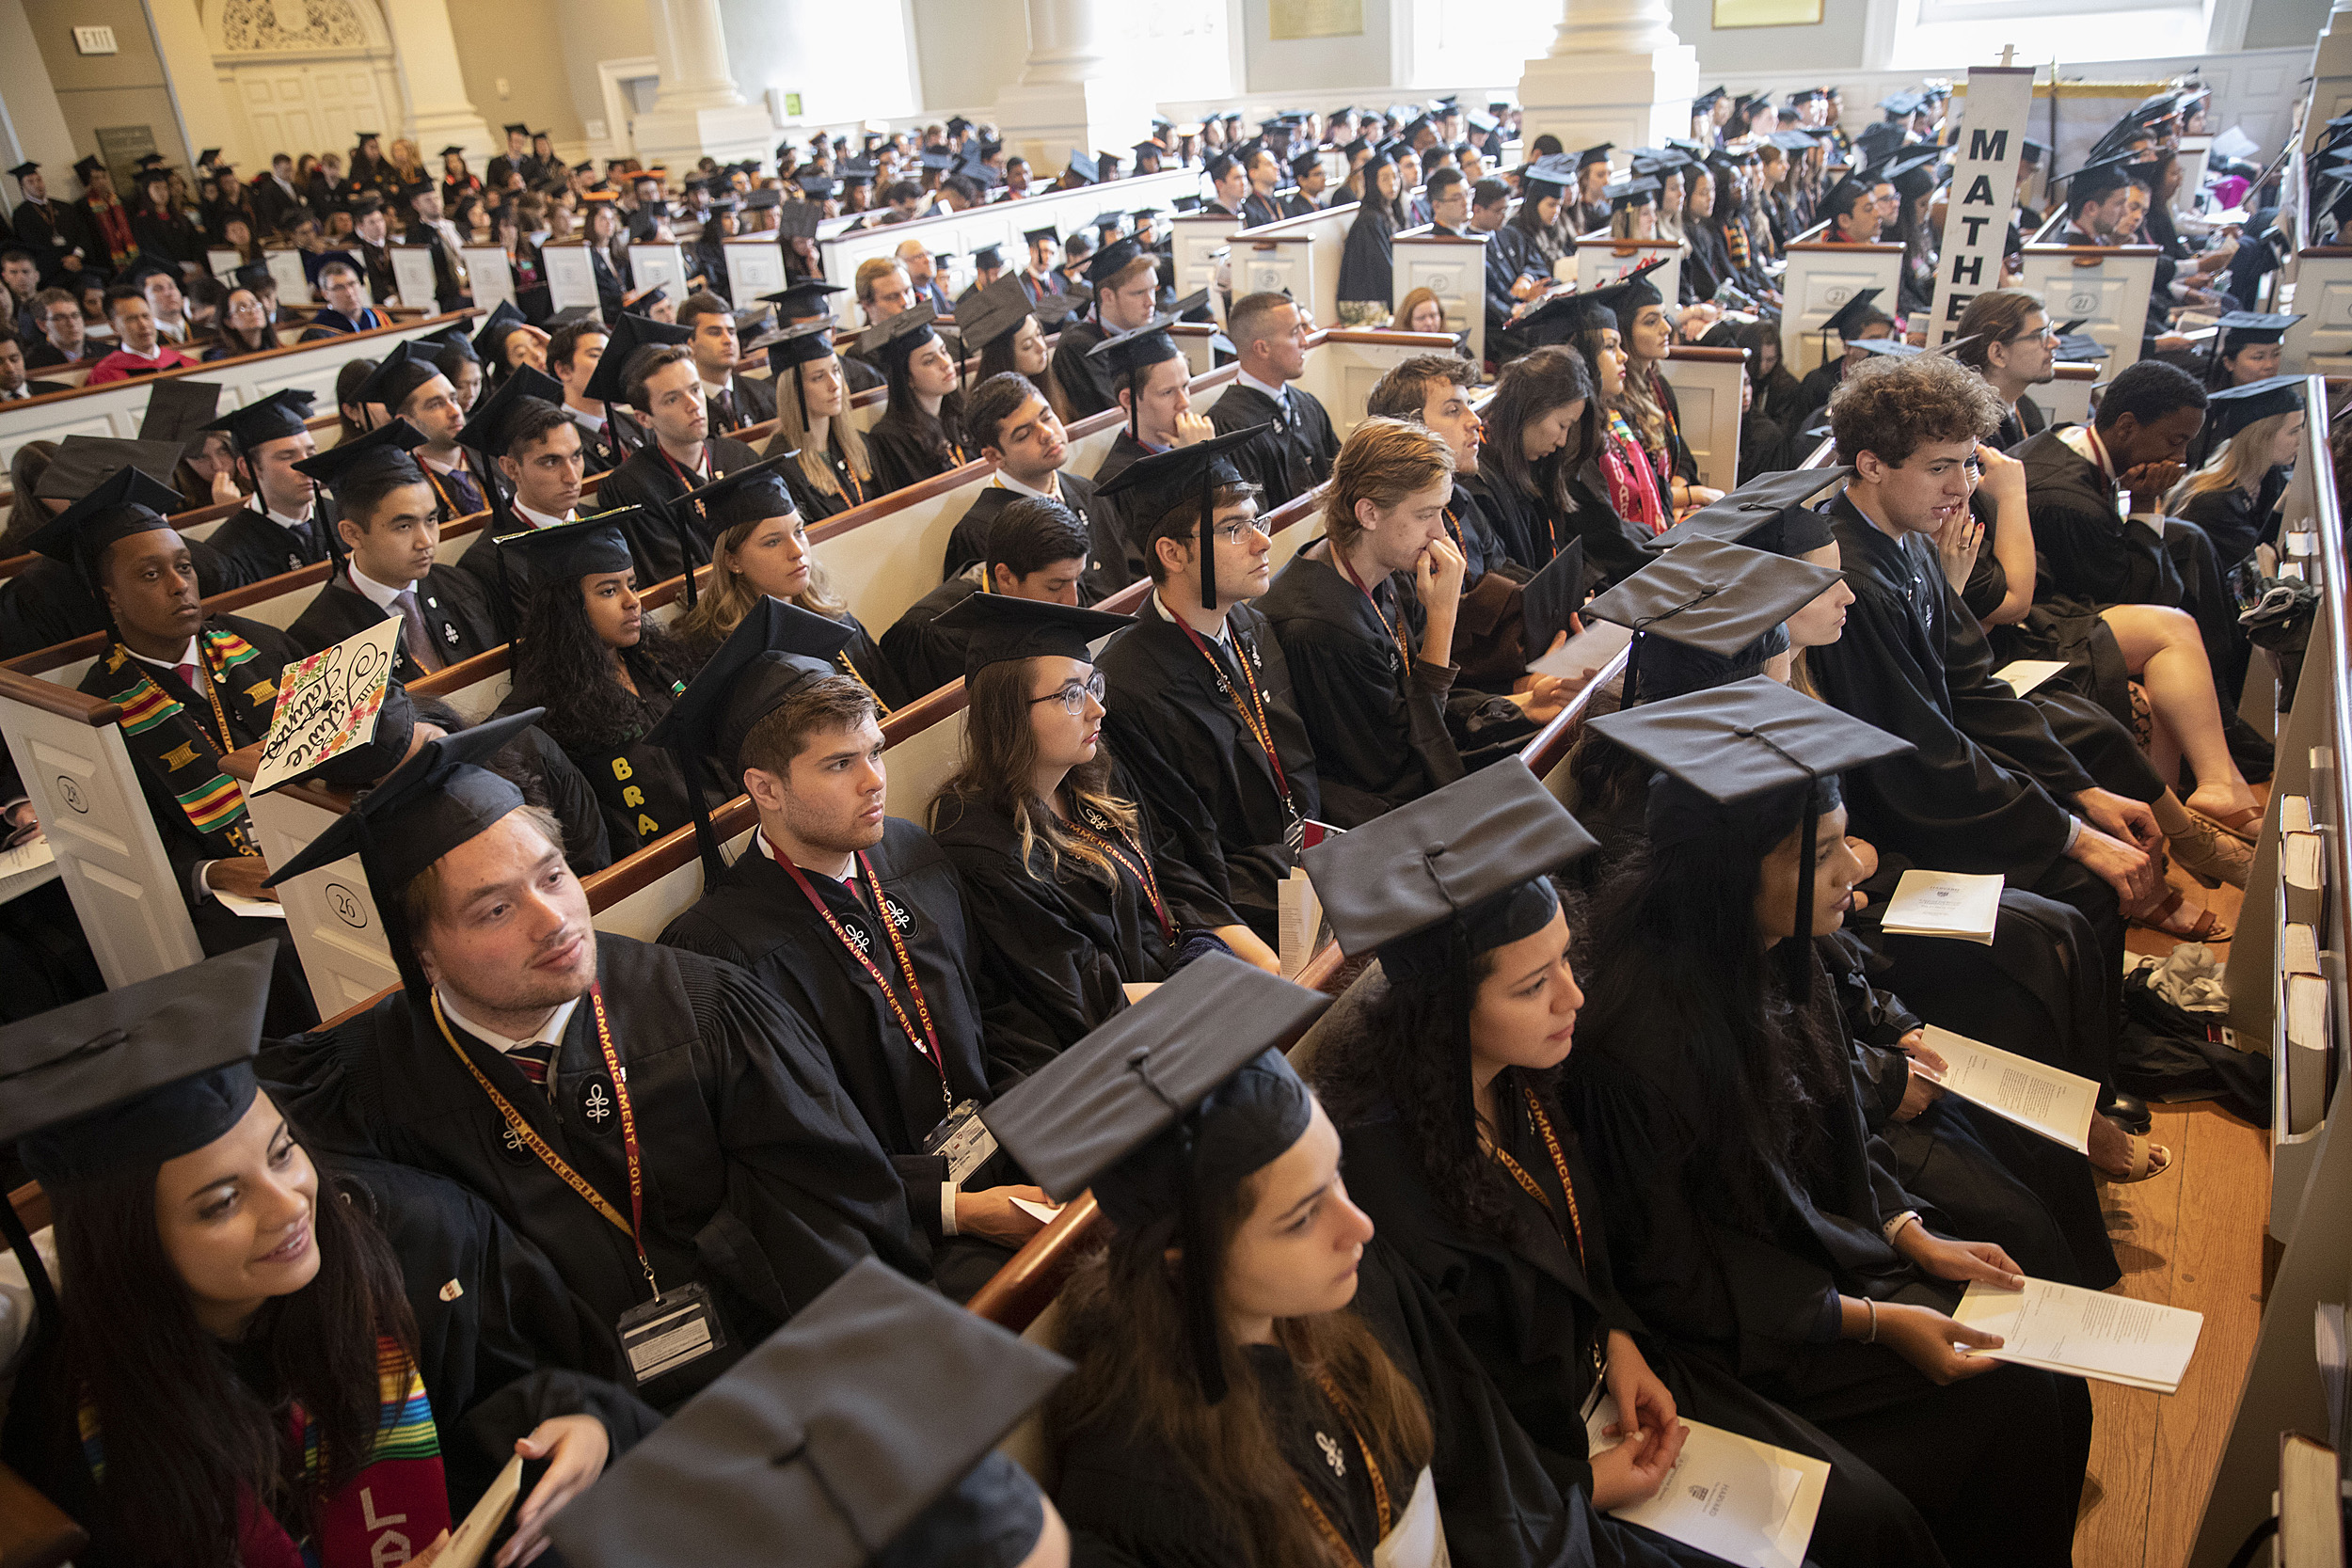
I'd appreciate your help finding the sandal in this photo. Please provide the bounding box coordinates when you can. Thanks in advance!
[2169,816,2253,890]
[2097,1132,2175,1183]
[2130,887,2233,942]
[2188,804,2263,845]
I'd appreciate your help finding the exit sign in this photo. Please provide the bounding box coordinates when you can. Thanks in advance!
[72,24,118,54]
[785,92,803,117]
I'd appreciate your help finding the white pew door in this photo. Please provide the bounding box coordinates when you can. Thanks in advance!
[2016,246,2157,378]
[246,786,402,1015]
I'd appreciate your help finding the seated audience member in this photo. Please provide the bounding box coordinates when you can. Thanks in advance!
[84,285,197,383]
[960,272,1081,397]
[203,285,278,359]
[259,715,928,1414]
[497,513,709,854]
[199,389,338,584]
[888,496,1090,698]
[930,594,1274,1047]
[756,317,880,523]
[2168,375,2302,571]
[287,425,500,678]
[1549,294,1674,537]
[352,344,488,523]
[677,289,776,435]
[1949,288,2058,449]
[589,337,764,582]
[548,1259,1072,1568]
[1087,320,1216,546]
[26,467,316,1031]
[1259,418,1561,816]
[863,306,970,497]
[666,457,906,708]
[1209,292,1339,506]
[940,372,1126,594]
[1310,763,1953,1568]
[0,948,628,1567]
[548,318,632,473]
[455,372,587,627]
[1051,236,1164,419]
[1794,288,1894,431]
[1335,151,1401,325]
[655,601,1058,1301]
[25,287,91,368]
[297,257,389,339]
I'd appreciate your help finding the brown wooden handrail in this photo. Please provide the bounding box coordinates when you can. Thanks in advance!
[966,1192,1104,1332]
[1664,344,1749,364]
[1516,644,1632,780]
[0,668,117,726]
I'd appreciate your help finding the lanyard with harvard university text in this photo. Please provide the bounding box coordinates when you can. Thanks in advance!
[779,851,951,1106]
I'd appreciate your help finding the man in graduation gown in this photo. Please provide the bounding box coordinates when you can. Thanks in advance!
[259,713,928,1413]
[1050,236,1163,419]
[286,424,500,678]
[198,389,343,586]
[1208,293,1339,507]
[549,318,635,473]
[352,343,493,525]
[1087,319,1216,558]
[487,124,534,189]
[1239,146,1286,229]
[588,338,762,583]
[455,368,587,629]
[30,468,316,1032]
[7,163,88,284]
[939,370,1129,596]
[654,604,1059,1301]
[1094,433,1334,944]
[678,290,777,436]
[297,258,392,339]
[884,494,1091,700]
[348,197,401,305]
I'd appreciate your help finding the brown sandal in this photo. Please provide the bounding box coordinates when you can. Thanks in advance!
[2188,804,2262,845]
[2131,887,2233,942]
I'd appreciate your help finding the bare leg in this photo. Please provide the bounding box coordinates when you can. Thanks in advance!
[2100,603,2256,818]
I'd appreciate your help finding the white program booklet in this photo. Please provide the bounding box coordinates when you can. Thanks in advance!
[1953,1276,2202,1392]
[1992,659,2068,698]
[1880,870,2003,944]
[1584,1396,1827,1568]
[1915,1025,2097,1152]
[1529,619,1633,685]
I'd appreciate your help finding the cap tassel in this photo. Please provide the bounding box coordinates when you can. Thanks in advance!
[1128,366,1142,445]
[674,736,726,892]
[1198,467,1217,612]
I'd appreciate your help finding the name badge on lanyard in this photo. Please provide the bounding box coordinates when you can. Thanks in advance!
[617,1283,725,1386]
[923,1098,997,1184]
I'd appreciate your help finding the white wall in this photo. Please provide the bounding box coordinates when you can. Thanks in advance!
[721,0,921,125]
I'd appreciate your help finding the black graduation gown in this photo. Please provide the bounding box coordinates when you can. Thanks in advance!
[1991,393,2048,452]
[704,372,776,437]
[1052,318,1115,419]
[866,413,968,499]
[590,435,762,583]
[322,1153,665,1512]
[285,564,501,682]
[929,776,1235,1050]
[1207,381,1338,508]
[402,220,467,311]
[1336,207,1394,307]
[131,207,204,270]
[260,936,925,1411]
[2173,474,2277,572]
[501,667,705,857]
[776,445,873,524]
[10,198,87,282]
[657,818,1060,1296]
[1331,1070,1951,1568]
[940,470,1134,598]
[207,499,341,587]
[574,410,633,477]
[881,575,981,699]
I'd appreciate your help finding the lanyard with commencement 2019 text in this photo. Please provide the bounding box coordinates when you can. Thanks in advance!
[1066,805,1174,945]
[779,850,950,1106]
[1168,613,1294,806]
[1297,1368,1393,1566]
[1334,547,1412,677]
[432,983,662,1295]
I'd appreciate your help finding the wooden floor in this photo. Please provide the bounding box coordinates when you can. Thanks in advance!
[2074,854,2271,1568]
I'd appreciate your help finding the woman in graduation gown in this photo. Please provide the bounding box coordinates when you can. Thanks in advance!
[2168,381,2302,571]
[1335,151,1401,327]
[759,318,882,522]
[498,512,714,855]
[1565,679,2093,1568]
[864,307,970,498]
[1607,264,1719,515]
[994,959,1712,1568]
[1307,762,1951,1568]
[665,454,907,712]
[1456,343,1649,590]
[928,594,1273,1050]
[0,947,619,1568]
[1560,303,1671,536]
[580,199,631,324]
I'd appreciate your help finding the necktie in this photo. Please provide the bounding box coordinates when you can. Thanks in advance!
[445,467,484,516]
[508,1038,557,1094]
[713,388,736,430]
[395,590,445,673]
[1272,389,1292,428]
[174,661,198,691]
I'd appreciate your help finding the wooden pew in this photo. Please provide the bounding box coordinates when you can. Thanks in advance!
[1390,226,1493,366]
[2283,245,2352,375]
[0,311,480,470]
[1779,242,1904,377]
[2014,244,2159,383]
[1657,344,1746,495]
[1224,202,1356,332]
[2036,359,2104,427]
[1564,235,1685,315]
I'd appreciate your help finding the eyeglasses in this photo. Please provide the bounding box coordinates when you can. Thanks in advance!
[1214,517,1272,546]
[1029,670,1106,716]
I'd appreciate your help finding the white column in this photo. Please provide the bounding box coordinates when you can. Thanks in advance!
[2312,0,2352,152]
[631,0,772,167]
[378,0,498,166]
[145,0,248,171]
[1517,0,1697,158]
[993,0,1146,178]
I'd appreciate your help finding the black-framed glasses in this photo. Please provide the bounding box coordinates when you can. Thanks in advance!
[1030,671,1106,716]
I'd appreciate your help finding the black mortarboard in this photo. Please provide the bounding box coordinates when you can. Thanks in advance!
[1604,176,1660,211]
[1768,130,1818,154]
[1577,142,1614,171]
[1088,309,1191,438]
[979,953,1327,1402]
[232,261,277,295]
[853,302,941,370]
[796,172,836,199]
[2049,318,2105,361]
[762,279,849,320]
[200,387,314,451]
[1883,149,1942,198]
[1584,537,1842,670]
[671,451,801,533]
[470,299,534,362]
[970,243,1004,271]
[2215,309,2300,346]
[1583,256,1670,336]
[1093,422,1271,610]
[649,594,855,880]
[2203,374,2303,440]
[1068,150,1100,183]
[1202,152,1237,183]
[139,378,226,453]
[1022,223,1060,247]
[1518,537,1586,657]
[955,274,1038,352]
[2021,136,2049,166]
[1847,337,1921,360]
[1694,87,1727,109]
[0,942,275,1189]
[758,318,842,373]
[355,341,450,415]
[1820,287,1888,341]
[262,708,546,996]
[2052,151,2135,199]
[292,418,427,492]
[6,161,36,181]
[72,155,103,182]
[1879,90,1924,118]
[935,593,1128,683]
[581,309,694,406]
[454,365,565,458]
[622,284,669,317]
[1653,466,1851,554]
[548,1259,1067,1568]
[1085,237,1143,290]
[24,454,185,583]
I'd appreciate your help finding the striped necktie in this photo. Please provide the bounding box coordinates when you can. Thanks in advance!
[508,1039,558,1094]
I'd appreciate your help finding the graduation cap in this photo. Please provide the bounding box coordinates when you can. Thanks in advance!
[262,708,548,995]
[2051,151,2135,202]
[1581,256,1672,335]
[231,261,278,297]
[469,299,536,364]
[292,417,428,489]
[1518,537,1587,658]
[2021,136,2050,166]
[1882,149,1942,199]
[1093,423,1270,610]
[2048,318,2106,362]
[1879,90,1925,118]
[72,154,103,182]
[1652,466,1851,555]
[1289,149,1322,179]
[622,284,670,318]
[1693,86,1728,109]
[1084,236,1143,290]
[22,458,186,584]
[1202,152,1237,183]
[582,309,695,407]
[2203,374,2304,441]
[1819,287,1890,346]
[1583,537,1844,710]
[934,593,1129,685]
[1847,337,1923,361]
[1520,154,1576,194]
[352,343,452,419]
[139,377,226,455]
[970,243,1005,272]
[1604,176,1660,211]
[548,1259,1067,1568]
[978,952,1328,1402]
[2215,309,2301,347]
[1768,130,1820,154]
[1514,290,1612,351]
[6,161,36,181]
[853,302,942,373]
[760,280,849,323]
[1577,142,1614,171]
[1068,150,1100,183]
[453,364,565,459]
[953,275,1039,355]
[196,387,321,460]
[755,319,845,393]
[485,508,644,595]
[649,594,857,882]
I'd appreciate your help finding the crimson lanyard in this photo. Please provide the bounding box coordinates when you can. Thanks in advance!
[659,444,714,510]
[433,984,663,1294]
[1066,807,1174,944]
[1169,614,1292,802]
[1334,547,1412,675]
[778,850,950,1104]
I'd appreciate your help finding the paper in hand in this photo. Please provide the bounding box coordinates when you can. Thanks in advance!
[252,618,401,794]
[1991,659,2067,698]
[439,1451,526,1568]
[1584,1394,1827,1568]
[1880,869,2003,944]
[1519,538,1587,662]
[1530,619,1633,685]
[1915,1025,2097,1152]
[1953,1276,2201,1392]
